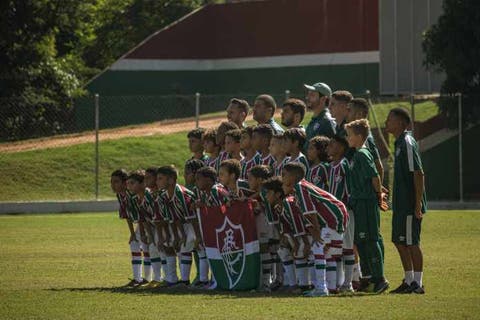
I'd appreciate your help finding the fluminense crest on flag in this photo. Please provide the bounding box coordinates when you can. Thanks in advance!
[199,200,260,291]
[216,217,245,289]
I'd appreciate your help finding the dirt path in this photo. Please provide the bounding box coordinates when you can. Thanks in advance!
[0,112,269,153]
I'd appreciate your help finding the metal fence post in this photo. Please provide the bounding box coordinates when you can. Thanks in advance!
[94,94,100,200]
[285,90,290,100]
[195,92,200,128]
[458,93,463,202]
[410,94,415,135]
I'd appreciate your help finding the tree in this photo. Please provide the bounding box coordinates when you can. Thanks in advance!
[422,0,480,125]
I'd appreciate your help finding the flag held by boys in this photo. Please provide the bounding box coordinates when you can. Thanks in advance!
[199,200,260,290]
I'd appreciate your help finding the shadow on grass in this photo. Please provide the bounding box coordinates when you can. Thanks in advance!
[46,286,374,299]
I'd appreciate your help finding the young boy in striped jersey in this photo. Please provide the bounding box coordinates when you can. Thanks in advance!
[261,177,312,293]
[126,170,154,287]
[187,128,209,164]
[327,136,357,292]
[203,129,221,170]
[282,162,348,297]
[269,133,288,177]
[214,121,239,171]
[183,159,207,286]
[111,169,146,287]
[156,166,206,286]
[345,119,389,294]
[224,129,244,161]
[306,136,331,190]
[218,159,254,199]
[252,124,276,168]
[283,128,310,173]
[247,165,280,291]
[195,166,230,208]
[240,126,261,179]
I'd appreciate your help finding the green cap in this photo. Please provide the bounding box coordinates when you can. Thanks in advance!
[303,82,332,97]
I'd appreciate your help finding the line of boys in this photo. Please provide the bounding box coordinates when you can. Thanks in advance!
[110,91,398,296]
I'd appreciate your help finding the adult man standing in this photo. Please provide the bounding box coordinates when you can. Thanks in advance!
[226,98,249,128]
[385,108,427,294]
[253,94,284,134]
[303,82,336,149]
[281,98,306,131]
[329,90,353,137]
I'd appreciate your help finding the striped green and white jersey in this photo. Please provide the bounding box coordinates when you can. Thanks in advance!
[328,158,350,206]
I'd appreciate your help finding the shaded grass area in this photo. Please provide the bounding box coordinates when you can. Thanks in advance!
[0,211,478,319]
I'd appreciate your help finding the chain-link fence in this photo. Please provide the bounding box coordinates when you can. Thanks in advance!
[0,91,478,203]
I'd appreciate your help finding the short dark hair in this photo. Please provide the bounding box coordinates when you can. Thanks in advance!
[241,126,255,138]
[127,169,145,183]
[283,98,306,122]
[185,159,205,174]
[157,165,178,180]
[283,162,306,180]
[332,90,353,103]
[390,107,411,125]
[196,166,217,182]
[253,124,274,141]
[349,98,369,118]
[219,159,241,179]
[284,127,307,149]
[111,169,128,181]
[230,98,250,114]
[145,167,158,176]
[261,176,284,196]
[217,121,239,136]
[249,165,273,180]
[225,129,242,143]
[256,94,277,115]
[187,128,206,140]
[309,135,330,162]
[331,135,349,153]
[271,132,284,141]
[203,129,218,144]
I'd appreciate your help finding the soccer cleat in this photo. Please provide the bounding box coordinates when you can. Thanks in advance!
[158,281,178,288]
[390,280,410,294]
[269,279,283,292]
[124,279,143,288]
[352,280,361,291]
[258,284,272,293]
[303,288,329,297]
[374,279,390,294]
[338,283,354,293]
[328,288,339,295]
[357,278,372,292]
[403,281,425,294]
[146,280,163,289]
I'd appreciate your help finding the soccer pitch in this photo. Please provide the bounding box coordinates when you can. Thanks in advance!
[1,210,478,319]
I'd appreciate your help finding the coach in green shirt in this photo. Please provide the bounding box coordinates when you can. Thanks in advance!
[303,82,336,150]
[386,108,427,295]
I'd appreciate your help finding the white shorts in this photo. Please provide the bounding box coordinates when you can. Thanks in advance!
[256,212,275,244]
[321,227,344,258]
[343,210,354,250]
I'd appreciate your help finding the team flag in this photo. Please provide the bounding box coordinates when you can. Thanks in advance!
[199,200,260,291]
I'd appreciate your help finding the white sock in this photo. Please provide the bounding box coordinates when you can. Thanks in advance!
[166,255,178,283]
[277,247,295,287]
[148,243,162,282]
[326,257,337,291]
[130,241,143,282]
[312,243,327,292]
[141,242,152,281]
[261,252,272,286]
[271,251,283,283]
[413,271,423,287]
[405,270,414,285]
[353,262,361,282]
[198,249,209,282]
[336,258,345,288]
[294,258,309,287]
[179,252,192,282]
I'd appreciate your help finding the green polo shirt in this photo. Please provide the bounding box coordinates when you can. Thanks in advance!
[304,108,336,150]
[349,147,378,200]
[393,131,427,214]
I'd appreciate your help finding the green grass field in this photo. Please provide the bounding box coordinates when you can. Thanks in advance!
[0,210,478,319]
[0,100,438,202]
